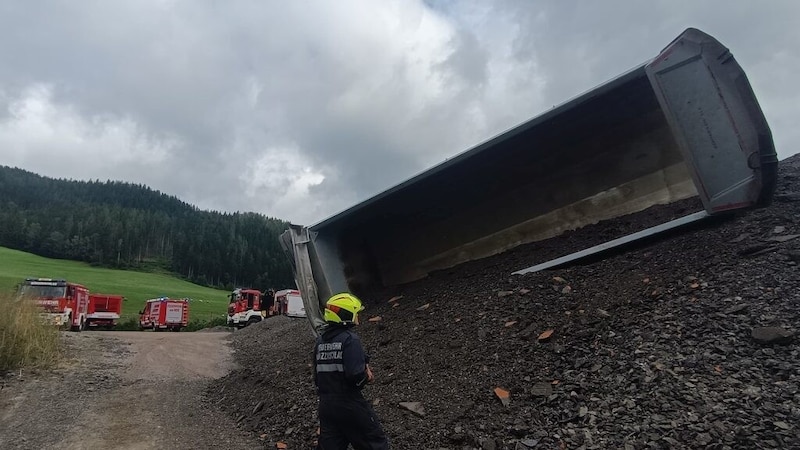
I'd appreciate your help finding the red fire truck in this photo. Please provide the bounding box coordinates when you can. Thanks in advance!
[138,297,189,331]
[18,278,90,331]
[87,293,124,329]
[274,289,306,318]
[227,288,273,328]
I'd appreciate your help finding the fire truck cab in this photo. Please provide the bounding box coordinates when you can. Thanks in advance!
[227,288,270,328]
[19,278,89,331]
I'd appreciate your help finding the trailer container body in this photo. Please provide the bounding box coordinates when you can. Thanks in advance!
[280,28,778,333]
[87,293,124,329]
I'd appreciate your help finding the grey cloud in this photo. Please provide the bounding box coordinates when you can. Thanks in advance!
[0,1,797,224]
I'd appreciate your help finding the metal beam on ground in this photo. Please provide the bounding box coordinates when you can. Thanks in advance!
[511,210,711,275]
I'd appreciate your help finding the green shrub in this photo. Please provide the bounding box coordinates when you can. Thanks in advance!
[114,314,228,332]
[0,292,62,371]
[115,317,140,331]
[184,314,229,332]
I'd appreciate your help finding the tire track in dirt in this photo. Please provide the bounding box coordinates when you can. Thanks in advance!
[1,331,263,450]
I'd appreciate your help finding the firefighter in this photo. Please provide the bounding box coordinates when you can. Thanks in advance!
[263,288,275,314]
[313,293,389,450]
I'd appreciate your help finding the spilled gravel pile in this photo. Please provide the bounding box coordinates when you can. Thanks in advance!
[211,154,799,450]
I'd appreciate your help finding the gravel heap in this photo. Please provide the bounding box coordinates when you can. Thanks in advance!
[210,154,799,450]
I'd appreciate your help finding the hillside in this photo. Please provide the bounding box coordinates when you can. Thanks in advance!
[0,165,293,291]
[0,246,231,321]
[212,153,799,449]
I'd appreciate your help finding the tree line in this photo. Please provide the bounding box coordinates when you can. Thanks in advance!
[0,165,295,291]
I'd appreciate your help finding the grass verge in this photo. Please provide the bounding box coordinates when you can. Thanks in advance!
[184,315,229,332]
[0,292,61,372]
[115,314,229,332]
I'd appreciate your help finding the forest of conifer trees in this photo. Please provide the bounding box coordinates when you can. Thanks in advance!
[0,165,295,291]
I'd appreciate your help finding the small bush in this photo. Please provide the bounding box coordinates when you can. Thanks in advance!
[115,317,140,331]
[184,314,229,332]
[111,314,228,332]
[0,292,62,372]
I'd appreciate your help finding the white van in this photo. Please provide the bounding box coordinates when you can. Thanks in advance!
[274,289,306,318]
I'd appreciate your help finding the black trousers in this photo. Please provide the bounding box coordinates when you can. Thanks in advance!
[317,395,389,450]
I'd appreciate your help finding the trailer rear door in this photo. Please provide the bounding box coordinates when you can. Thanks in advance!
[285,292,306,318]
[165,301,184,324]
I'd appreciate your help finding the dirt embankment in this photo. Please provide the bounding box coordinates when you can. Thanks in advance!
[214,154,800,449]
[0,330,262,450]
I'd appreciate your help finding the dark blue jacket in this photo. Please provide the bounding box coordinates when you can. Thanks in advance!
[313,325,370,396]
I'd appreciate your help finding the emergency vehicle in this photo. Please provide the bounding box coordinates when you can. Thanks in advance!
[226,288,271,328]
[18,278,89,331]
[87,293,124,329]
[274,289,306,318]
[138,297,189,331]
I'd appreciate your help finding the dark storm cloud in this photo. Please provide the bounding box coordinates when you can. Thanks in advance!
[0,0,796,224]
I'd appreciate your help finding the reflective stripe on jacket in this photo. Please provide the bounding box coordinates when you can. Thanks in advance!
[313,325,370,396]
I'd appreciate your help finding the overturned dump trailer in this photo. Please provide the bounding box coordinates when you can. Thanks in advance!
[281,28,777,333]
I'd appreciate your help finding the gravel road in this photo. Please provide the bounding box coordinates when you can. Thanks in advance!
[0,330,264,450]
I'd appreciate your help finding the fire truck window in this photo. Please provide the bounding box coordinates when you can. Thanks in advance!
[247,293,254,309]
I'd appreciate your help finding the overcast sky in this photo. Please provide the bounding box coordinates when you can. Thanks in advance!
[1,1,797,224]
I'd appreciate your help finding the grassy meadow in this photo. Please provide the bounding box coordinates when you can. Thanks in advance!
[0,246,230,321]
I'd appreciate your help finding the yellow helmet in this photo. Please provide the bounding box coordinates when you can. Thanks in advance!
[324,293,365,325]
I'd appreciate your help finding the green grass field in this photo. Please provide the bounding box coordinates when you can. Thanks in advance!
[0,246,230,321]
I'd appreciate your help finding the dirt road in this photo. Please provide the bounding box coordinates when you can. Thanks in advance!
[0,330,264,450]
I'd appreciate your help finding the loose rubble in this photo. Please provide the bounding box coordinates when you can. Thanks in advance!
[211,154,800,449]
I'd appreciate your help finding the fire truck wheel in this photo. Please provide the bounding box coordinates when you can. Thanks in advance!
[247,316,261,326]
